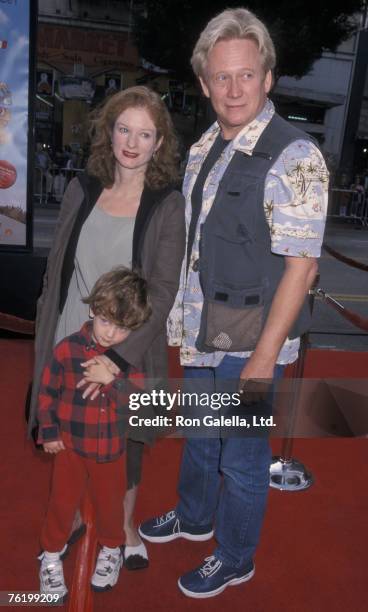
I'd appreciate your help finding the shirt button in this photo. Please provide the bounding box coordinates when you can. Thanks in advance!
[101,393,105,398]
[101,408,105,413]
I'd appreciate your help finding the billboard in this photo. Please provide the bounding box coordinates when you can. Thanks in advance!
[0,0,36,249]
[58,76,96,101]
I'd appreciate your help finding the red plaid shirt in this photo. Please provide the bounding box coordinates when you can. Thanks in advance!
[37,322,142,462]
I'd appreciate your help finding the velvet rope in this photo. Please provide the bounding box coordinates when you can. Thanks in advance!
[323,243,368,272]
[314,289,368,332]
[0,312,35,335]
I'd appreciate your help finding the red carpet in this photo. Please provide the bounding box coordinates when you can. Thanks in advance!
[0,339,367,611]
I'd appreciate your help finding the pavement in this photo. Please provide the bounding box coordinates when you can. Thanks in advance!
[33,203,368,352]
[311,220,368,351]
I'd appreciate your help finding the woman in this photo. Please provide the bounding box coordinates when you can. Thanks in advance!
[29,86,185,568]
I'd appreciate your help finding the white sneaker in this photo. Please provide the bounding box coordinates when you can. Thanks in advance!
[91,546,123,592]
[39,551,68,601]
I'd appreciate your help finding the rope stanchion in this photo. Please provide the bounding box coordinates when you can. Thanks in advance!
[269,278,318,492]
[314,289,368,332]
[269,274,368,490]
[323,243,368,272]
[67,494,96,612]
[269,332,314,491]
[0,312,35,335]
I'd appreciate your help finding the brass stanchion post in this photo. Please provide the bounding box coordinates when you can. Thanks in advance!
[269,276,318,491]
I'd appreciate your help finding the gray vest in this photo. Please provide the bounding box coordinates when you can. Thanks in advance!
[196,113,316,354]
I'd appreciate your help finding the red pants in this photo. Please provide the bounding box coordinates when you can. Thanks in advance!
[41,448,125,552]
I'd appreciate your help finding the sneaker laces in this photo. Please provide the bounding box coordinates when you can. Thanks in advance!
[156,510,176,526]
[198,556,222,578]
[42,559,64,589]
[95,549,120,577]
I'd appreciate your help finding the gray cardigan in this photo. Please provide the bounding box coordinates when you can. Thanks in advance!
[28,175,185,439]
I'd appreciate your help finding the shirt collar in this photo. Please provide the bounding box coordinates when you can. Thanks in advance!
[193,98,275,156]
[233,98,275,155]
[81,321,93,342]
[192,121,220,151]
[80,320,105,353]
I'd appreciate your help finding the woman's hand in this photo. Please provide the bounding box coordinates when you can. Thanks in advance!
[43,440,65,454]
[77,355,120,399]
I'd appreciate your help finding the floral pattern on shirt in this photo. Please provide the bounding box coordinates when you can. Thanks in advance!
[167,99,328,367]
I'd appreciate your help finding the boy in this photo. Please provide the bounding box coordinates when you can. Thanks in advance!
[37,267,151,600]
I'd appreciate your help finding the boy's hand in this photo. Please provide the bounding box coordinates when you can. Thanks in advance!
[78,355,118,399]
[43,440,65,454]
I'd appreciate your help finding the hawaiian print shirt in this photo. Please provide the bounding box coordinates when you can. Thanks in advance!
[167,99,329,367]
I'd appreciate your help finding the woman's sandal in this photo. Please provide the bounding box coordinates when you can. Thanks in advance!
[121,542,149,570]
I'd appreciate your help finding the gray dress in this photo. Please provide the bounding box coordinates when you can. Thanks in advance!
[55,205,135,343]
[29,177,185,488]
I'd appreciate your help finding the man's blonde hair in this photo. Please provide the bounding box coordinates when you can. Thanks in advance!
[191,8,276,77]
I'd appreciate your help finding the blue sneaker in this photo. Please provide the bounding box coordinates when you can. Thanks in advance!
[138,510,213,543]
[178,555,255,598]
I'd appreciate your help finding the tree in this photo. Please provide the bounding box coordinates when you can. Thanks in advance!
[133,0,365,81]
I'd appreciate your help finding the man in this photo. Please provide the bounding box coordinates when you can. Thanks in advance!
[139,7,328,599]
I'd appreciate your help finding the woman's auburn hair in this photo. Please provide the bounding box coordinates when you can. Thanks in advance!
[87,86,180,189]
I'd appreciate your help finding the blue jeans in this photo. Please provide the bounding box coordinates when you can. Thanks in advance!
[176,355,284,569]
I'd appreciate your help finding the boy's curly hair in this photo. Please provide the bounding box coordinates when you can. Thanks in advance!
[83,267,151,330]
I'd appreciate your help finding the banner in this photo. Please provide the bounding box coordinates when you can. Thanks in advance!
[37,24,138,75]
[58,76,96,101]
[0,0,35,249]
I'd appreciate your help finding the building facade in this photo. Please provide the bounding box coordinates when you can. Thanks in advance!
[36,0,141,154]
[273,9,368,183]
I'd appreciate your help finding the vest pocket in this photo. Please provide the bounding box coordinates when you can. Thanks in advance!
[196,284,264,353]
[210,229,262,289]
